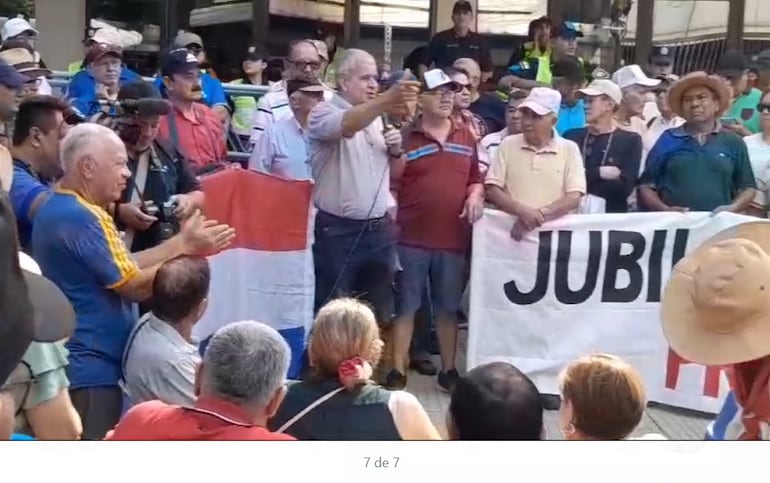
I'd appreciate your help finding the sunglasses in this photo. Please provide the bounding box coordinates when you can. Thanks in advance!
[758,103,770,113]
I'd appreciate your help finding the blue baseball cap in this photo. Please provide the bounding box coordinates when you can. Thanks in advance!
[0,58,27,88]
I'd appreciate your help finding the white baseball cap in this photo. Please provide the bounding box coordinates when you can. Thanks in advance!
[579,79,623,104]
[1,18,38,41]
[519,87,562,116]
[423,68,454,90]
[611,65,661,89]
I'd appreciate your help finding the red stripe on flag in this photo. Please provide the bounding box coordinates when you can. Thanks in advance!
[201,168,312,252]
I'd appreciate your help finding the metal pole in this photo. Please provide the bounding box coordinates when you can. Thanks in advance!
[726,0,746,51]
[634,0,654,66]
[343,0,361,48]
[252,0,270,46]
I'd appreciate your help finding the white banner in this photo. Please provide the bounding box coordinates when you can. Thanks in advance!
[468,210,764,414]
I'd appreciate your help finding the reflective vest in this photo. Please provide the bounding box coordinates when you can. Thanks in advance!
[230,79,258,136]
[68,60,83,75]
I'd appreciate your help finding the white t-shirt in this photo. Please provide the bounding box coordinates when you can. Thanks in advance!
[744,133,770,213]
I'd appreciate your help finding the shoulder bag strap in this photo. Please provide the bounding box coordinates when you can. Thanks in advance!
[276,386,346,434]
[122,150,152,249]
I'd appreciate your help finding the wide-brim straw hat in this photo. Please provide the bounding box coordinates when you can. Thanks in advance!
[661,222,770,366]
[667,71,731,118]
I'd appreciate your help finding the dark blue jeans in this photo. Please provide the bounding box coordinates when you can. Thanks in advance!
[313,210,395,323]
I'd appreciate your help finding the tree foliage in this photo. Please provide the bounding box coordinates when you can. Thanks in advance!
[0,0,34,19]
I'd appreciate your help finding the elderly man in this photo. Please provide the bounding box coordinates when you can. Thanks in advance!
[112,81,204,254]
[106,321,295,440]
[639,72,755,214]
[158,48,226,172]
[479,89,527,174]
[486,87,585,241]
[308,49,420,324]
[454,57,506,136]
[386,69,484,392]
[250,79,323,180]
[66,43,141,117]
[172,31,229,123]
[9,96,70,251]
[31,123,235,440]
[250,39,333,146]
[122,256,210,407]
[611,65,660,138]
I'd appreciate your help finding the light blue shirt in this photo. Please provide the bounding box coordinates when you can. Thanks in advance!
[556,99,586,135]
[249,115,312,180]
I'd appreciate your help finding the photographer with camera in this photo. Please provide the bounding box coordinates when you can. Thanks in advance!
[111,81,204,254]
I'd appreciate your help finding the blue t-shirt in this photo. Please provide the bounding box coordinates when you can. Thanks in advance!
[9,160,51,252]
[32,189,139,389]
[155,71,227,108]
[65,67,142,116]
[556,100,586,135]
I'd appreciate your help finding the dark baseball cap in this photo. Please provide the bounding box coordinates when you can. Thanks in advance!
[161,47,200,77]
[244,45,269,62]
[286,78,325,97]
[715,49,747,77]
[650,45,674,65]
[453,1,473,14]
[552,57,585,83]
[0,58,27,89]
[553,21,584,39]
[0,191,75,384]
[85,43,123,65]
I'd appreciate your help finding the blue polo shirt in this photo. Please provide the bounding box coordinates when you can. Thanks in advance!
[65,67,142,116]
[556,100,586,135]
[639,124,756,211]
[9,159,51,252]
[31,189,139,389]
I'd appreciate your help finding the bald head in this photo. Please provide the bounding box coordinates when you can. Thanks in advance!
[453,58,481,91]
[59,123,129,206]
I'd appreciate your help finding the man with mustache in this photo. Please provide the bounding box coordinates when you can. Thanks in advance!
[158,48,226,172]
[639,72,755,213]
[386,69,484,392]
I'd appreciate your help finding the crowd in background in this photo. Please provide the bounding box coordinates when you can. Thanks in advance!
[2,0,770,442]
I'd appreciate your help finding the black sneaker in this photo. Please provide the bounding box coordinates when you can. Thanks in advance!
[383,369,407,390]
[409,358,438,376]
[438,369,460,393]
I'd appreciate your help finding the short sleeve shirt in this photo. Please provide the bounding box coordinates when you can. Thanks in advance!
[729,88,762,134]
[426,29,493,72]
[396,120,482,253]
[9,160,51,252]
[32,189,139,389]
[158,103,226,171]
[639,125,756,211]
[485,133,587,208]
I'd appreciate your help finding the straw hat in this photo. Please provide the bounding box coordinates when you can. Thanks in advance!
[0,46,50,78]
[661,222,770,366]
[667,71,731,118]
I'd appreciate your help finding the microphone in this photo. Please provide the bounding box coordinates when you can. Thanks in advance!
[98,98,172,116]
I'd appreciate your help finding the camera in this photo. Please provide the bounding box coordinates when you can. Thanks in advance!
[141,198,180,241]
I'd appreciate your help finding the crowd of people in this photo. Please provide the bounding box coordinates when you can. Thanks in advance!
[3,0,770,442]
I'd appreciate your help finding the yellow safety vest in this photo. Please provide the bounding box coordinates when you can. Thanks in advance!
[68,60,83,75]
[230,79,258,136]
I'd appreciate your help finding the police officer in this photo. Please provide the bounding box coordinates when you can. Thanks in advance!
[647,45,675,77]
[501,20,588,92]
[421,1,493,81]
[112,80,204,254]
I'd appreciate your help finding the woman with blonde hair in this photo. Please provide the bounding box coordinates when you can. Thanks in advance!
[270,298,441,440]
[558,353,647,440]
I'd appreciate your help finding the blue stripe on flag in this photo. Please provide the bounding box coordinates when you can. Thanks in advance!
[199,325,306,380]
[706,390,740,440]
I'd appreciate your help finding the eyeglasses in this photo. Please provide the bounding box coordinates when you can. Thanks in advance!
[758,103,770,113]
[289,60,322,71]
[0,361,34,416]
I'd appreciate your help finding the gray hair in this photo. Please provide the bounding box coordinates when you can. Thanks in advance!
[201,320,291,408]
[59,123,122,172]
[336,48,375,83]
